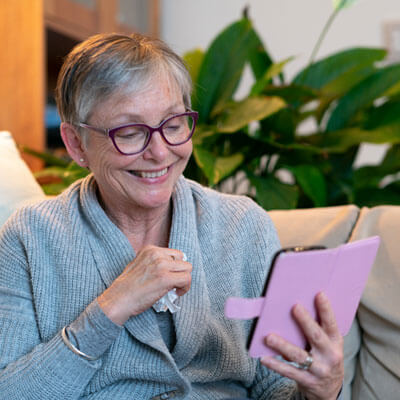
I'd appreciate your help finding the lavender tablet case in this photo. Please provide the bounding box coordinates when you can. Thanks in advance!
[225,236,380,358]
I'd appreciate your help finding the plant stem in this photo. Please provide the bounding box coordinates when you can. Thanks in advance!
[297,4,344,86]
[307,6,342,67]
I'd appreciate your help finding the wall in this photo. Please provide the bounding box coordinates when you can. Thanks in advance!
[160,0,400,166]
[160,0,400,75]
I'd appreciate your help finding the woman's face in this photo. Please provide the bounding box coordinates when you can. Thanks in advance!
[81,73,193,215]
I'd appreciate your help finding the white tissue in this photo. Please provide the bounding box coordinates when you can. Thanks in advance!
[152,288,181,313]
[152,252,187,313]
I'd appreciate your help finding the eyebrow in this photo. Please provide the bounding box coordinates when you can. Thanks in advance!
[110,103,185,126]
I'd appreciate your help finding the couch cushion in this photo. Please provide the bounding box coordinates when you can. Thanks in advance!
[346,206,400,399]
[269,205,360,249]
[0,131,45,226]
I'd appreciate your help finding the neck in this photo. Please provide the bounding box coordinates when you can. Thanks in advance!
[99,194,172,253]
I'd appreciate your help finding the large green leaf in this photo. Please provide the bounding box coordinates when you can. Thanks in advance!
[252,135,324,154]
[380,143,400,168]
[37,163,89,183]
[354,184,400,207]
[305,124,400,152]
[41,183,69,196]
[191,125,217,146]
[258,107,298,144]
[192,146,244,185]
[385,80,400,97]
[314,65,375,125]
[248,27,274,81]
[327,64,400,131]
[293,48,386,89]
[286,165,327,206]
[215,96,286,133]
[250,57,294,96]
[183,48,204,86]
[363,100,400,129]
[192,18,258,123]
[321,65,376,97]
[262,85,318,106]
[353,144,400,188]
[353,165,394,189]
[21,146,70,167]
[34,162,90,195]
[248,174,299,210]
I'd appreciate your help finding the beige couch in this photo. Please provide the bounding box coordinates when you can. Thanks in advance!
[1,131,399,399]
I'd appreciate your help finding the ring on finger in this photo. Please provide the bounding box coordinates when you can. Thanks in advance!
[297,353,313,371]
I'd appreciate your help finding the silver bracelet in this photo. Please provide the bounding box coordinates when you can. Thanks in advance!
[61,326,98,361]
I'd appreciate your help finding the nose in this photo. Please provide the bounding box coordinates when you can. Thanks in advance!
[142,130,169,161]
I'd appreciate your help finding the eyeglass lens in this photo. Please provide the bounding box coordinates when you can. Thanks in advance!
[113,114,195,154]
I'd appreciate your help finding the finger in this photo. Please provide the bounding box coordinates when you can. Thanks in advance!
[138,247,187,269]
[291,303,331,351]
[173,271,192,295]
[169,261,192,273]
[168,249,187,262]
[264,334,313,370]
[315,292,341,340]
[261,354,316,387]
[167,251,192,273]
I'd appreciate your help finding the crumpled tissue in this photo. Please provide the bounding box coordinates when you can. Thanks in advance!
[152,252,187,313]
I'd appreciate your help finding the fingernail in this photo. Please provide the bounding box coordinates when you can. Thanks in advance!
[317,291,328,301]
[292,303,304,314]
[265,334,276,346]
[261,356,271,364]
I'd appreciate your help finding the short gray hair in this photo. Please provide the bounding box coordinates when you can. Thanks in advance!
[56,32,193,125]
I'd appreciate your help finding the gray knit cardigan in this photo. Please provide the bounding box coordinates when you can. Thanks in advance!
[0,175,300,399]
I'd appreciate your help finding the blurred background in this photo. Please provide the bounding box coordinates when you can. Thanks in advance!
[1,0,400,209]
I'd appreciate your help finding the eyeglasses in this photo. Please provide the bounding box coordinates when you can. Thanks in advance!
[78,110,199,156]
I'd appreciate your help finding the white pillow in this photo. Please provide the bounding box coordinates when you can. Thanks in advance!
[0,131,45,226]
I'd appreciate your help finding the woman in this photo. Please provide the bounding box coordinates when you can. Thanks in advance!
[0,33,343,399]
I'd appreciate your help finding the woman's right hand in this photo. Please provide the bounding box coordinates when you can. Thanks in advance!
[97,245,192,325]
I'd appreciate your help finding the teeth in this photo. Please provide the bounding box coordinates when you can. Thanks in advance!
[136,167,168,178]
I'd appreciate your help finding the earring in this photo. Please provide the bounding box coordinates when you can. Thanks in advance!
[79,158,84,162]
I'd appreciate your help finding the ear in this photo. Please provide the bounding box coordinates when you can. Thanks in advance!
[60,122,88,167]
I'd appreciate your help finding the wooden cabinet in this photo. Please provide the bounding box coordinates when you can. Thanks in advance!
[44,0,159,41]
[0,0,159,171]
[0,0,45,171]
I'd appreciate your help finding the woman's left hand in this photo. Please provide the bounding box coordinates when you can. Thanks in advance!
[260,292,344,400]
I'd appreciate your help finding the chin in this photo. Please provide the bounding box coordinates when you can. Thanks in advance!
[133,189,173,210]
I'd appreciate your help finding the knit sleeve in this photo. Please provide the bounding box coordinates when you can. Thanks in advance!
[67,298,123,359]
[250,362,301,400]
[0,224,103,399]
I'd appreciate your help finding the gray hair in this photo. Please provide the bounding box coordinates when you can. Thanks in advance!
[56,32,193,126]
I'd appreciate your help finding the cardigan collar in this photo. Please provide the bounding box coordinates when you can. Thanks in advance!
[79,174,210,368]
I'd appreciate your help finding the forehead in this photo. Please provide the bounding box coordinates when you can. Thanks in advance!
[89,73,184,124]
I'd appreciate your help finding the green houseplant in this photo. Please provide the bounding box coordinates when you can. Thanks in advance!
[183,2,400,210]
[27,0,400,210]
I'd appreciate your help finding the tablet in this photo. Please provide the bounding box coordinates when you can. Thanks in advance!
[224,236,380,358]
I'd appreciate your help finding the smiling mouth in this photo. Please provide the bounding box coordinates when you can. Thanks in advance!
[130,167,169,178]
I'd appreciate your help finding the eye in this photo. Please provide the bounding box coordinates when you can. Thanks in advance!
[114,125,149,140]
[164,116,186,133]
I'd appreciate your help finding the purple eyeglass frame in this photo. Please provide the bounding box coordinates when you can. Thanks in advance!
[78,110,199,155]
